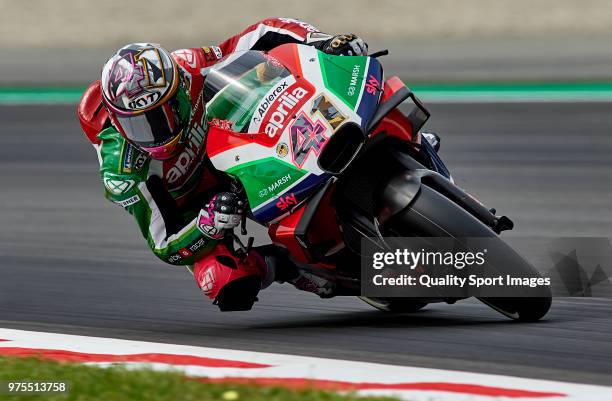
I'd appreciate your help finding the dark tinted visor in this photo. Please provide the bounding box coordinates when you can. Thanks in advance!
[115,85,191,147]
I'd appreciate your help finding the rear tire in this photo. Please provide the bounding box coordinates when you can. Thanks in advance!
[359,297,428,312]
[384,185,551,322]
[478,297,551,322]
[358,297,427,313]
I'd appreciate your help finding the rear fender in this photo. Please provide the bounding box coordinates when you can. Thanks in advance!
[377,149,500,230]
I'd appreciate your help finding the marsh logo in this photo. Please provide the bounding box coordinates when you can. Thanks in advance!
[347,64,361,96]
[269,173,292,193]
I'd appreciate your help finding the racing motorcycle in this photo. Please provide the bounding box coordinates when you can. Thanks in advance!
[203,43,552,321]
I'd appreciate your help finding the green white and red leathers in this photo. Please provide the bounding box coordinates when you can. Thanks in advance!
[77,18,323,268]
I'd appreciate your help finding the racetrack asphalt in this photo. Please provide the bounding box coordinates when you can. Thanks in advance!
[0,103,611,386]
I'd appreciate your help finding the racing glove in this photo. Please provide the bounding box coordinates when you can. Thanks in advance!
[306,32,368,56]
[197,192,244,239]
[422,132,441,152]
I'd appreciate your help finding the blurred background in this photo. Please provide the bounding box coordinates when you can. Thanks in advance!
[2,0,612,84]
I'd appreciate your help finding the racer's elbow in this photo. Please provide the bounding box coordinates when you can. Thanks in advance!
[149,244,186,266]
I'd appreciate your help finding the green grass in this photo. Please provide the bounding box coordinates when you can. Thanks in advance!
[0,357,400,401]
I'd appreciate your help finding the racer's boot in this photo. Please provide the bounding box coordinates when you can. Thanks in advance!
[289,271,335,298]
[257,245,336,298]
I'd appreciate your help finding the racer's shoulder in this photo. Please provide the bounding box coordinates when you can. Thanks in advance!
[77,80,109,145]
[172,46,223,73]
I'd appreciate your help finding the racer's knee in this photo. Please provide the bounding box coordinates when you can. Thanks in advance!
[193,244,268,311]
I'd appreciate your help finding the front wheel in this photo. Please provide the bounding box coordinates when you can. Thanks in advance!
[383,185,551,322]
[478,297,551,322]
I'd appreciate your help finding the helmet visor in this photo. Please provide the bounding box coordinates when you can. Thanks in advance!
[114,84,191,148]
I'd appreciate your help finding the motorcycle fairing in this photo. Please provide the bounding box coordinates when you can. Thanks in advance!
[206,44,382,225]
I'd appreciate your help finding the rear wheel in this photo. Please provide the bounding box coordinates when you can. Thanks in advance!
[478,297,551,322]
[384,185,551,322]
[359,297,428,312]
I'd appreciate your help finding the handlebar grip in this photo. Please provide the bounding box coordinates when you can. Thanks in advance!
[370,49,389,58]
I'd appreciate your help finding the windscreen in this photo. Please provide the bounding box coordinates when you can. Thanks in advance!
[204,51,291,133]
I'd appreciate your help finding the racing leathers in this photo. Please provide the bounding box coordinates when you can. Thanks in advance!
[78,18,364,307]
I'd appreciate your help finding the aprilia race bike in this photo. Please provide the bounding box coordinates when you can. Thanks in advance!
[203,43,551,321]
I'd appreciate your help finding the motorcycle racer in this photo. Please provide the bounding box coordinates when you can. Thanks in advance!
[77,18,366,310]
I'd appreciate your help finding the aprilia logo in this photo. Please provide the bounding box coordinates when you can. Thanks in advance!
[263,85,310,138]
[165,124,206,185]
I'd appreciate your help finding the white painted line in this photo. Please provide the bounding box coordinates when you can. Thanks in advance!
[1,328,610,401]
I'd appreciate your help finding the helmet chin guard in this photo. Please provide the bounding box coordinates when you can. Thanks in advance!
[140,128,185,160]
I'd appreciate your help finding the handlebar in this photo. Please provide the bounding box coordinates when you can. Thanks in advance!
[370,49,389,58]
[223,178,253,260]
[225,231,254,261]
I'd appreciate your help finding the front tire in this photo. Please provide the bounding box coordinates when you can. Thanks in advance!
[384,185,551,322]
[478,297,551,322]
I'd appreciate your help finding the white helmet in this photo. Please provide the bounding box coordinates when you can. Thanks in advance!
[101,43,191,159]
